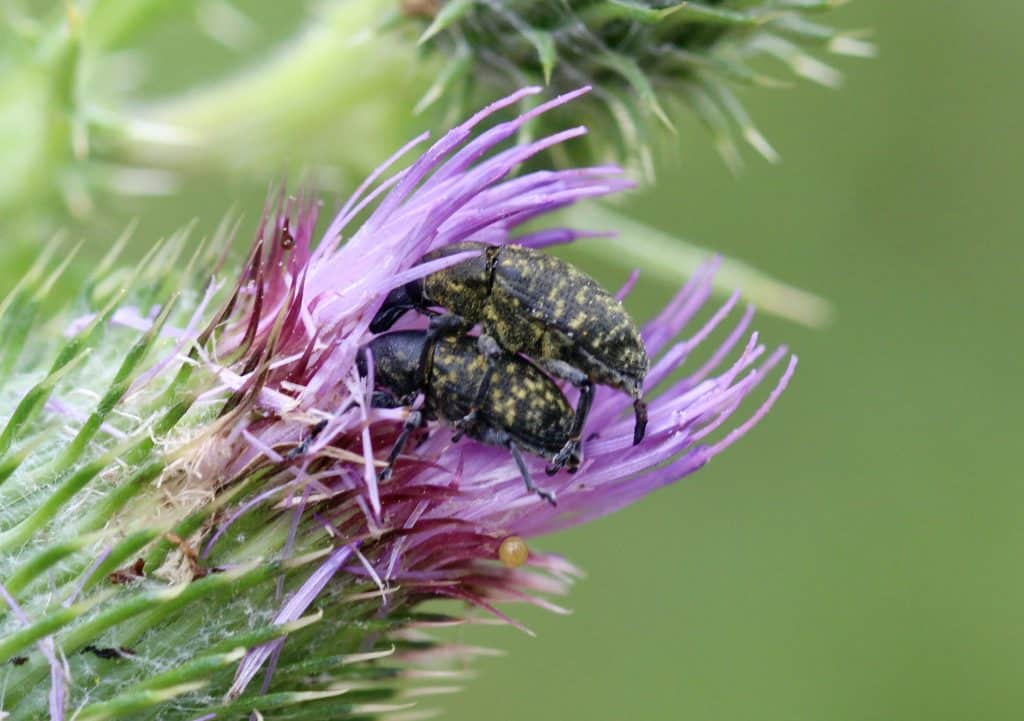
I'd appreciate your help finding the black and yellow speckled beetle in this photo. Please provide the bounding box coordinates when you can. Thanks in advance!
[370,241,649,470]
[359,330,579,505]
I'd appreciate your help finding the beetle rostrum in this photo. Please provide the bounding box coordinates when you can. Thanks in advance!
[370,242,650,468]
[358,330,579,505]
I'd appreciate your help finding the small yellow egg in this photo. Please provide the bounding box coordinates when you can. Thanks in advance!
[498,535,529,568]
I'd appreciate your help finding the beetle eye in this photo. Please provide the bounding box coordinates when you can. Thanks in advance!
[370,304,412,333]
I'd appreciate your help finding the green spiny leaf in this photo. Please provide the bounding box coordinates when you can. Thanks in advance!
[598,51,675,132]
[2,531,103,598]
[414,43,472,115]
[192,688,355,719]
[657,1,769,27]
[57,292,179,468]
[202,611,326,658]
[419,0,476,44]
[0,345,90,459]
[142,465,275,572]
[75,682,212,721]
[581,0,765,27]
[76,458,166,534]
[80,529,160,592]
[0,435,151,552]
[0,591,114,664]
[59,557,300,653]
[522,27,556,84]
[0,426,53,489]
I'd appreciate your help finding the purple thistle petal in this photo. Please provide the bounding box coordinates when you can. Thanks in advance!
[614,269,642,301]
[1,583,69,720]
[323,130,432,249]
[228,544,355,699]
[201,480,296,559]
[48,642,68,721]
[514,227,615,250]
[64,545,113,607]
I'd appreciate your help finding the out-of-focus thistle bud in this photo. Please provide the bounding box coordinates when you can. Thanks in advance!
[398,0,874,174]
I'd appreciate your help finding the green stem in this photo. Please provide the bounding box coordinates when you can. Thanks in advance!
[565,203,834,327]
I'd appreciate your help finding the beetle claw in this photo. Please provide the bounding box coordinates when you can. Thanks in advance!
[547,438,582,476]
[451,410,478,443]
[536,488,558,507]
[632,397,648,445]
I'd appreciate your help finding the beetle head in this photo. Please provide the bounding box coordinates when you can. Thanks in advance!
[369,281,424,333]
[359,331,426,399]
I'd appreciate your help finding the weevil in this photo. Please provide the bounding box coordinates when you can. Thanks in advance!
[358,330,580,505]
[369,241,649,470]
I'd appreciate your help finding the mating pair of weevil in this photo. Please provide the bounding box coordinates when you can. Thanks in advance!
[359,241,649,506]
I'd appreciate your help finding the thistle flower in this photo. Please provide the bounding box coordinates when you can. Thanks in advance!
[0,87,795,720]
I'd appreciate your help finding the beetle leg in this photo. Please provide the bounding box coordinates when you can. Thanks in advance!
[285,418,329,460]
[508,441,557,507]
[450,411,473,442]
[369,390,402,409]
[483,245,502,296]
[379,408,423,482]
[369,281,425,333]
[457,333,503,429]
[418,314,473,387]
[546,379,590,476]
[632,396,648,445]
[540,360,592,475]
[339,388,400,419]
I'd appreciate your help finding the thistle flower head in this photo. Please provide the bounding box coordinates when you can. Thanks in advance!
[0,87,794,720]
[403,0,873,172]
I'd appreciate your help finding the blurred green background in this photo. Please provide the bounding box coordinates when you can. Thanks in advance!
[456,3,1024,720]
[5,1,1023,720]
